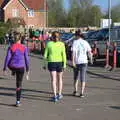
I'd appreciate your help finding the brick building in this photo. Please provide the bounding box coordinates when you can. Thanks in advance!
[0,0,47,28]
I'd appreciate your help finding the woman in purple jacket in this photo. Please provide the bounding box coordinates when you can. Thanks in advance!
[3,32,29,107]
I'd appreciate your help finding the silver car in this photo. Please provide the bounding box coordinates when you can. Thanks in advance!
[86,27,120,57]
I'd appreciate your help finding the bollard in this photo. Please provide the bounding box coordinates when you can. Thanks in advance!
[91,41,97,63]
[112,42,117,70]
[92,41,97,55]
[105,41,111,69]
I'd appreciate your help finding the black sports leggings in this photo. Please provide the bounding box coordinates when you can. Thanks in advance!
[11,68,24,101]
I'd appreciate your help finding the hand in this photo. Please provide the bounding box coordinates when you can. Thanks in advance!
[72,62,76,68]
[90,58,93,65]
[26,71,30,80]
[90,61,93,65]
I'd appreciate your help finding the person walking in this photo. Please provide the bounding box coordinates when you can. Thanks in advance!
[44,31,66,102]
[72,30,93,97]
[3,32,29,107]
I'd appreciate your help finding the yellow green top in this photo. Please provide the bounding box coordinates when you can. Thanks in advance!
[44,41,67,68]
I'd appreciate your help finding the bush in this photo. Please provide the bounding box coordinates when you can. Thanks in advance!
[0,22,10,44]
[7,17,26,28]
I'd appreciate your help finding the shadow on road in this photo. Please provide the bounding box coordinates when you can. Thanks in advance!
[0,77,7,80]
[109,106,120,110]
[87,71,120,81]
[0,103,16,107]
[0,86,52,94]
[87,86,120,91]
[0,86,53,103]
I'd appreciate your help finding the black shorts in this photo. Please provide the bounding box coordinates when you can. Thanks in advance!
[48,62,63,72]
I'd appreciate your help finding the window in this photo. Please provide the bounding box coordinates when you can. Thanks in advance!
[28,9,34,17]
[12,9,19,17]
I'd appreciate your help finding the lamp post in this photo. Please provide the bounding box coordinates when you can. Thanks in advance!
[105,0,112,69]
[108,0,111,44]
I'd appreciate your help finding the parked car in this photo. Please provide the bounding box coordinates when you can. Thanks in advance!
[84,30,99,39]
[86,27,120,57]
[60,33,75,43]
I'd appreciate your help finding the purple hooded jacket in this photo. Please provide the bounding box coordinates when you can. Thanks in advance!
[3,43,29,71]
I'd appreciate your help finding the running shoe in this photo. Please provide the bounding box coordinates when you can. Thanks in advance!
[57,94,63,100]
[16,101,21,107]
[73,91,79,96]
[51,96,58,102]
[80,94,85,98]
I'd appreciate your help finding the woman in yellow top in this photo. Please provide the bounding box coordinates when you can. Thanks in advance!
[44,31,66,102]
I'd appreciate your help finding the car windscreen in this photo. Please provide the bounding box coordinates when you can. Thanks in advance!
[60,33,74,41]
[86,30,99,39]
[95,29,109,39]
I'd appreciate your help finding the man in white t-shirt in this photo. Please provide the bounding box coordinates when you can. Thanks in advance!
[72,30,93,97]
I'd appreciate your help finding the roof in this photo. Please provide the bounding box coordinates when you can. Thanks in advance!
[22,0,47,10]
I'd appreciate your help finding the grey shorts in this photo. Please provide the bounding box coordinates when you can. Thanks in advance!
[73,64,87,82]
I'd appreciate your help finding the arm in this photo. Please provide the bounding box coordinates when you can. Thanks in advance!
[87,42,93,64]
[24,47,29,72]
[88,51,93,64]
[43,43,49,67]
[71,42,76,67]
[44,45,48,59]
[62,43,67,68]
[3,47,12,71]
[72,51,76,67]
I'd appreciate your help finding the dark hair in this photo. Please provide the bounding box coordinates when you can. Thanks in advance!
[52,31,60,41]
[75,30,84,39]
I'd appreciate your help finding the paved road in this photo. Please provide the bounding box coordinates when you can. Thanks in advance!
[0,46,120,120]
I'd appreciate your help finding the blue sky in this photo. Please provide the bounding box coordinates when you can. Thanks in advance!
[64,0,120,12]
[93,0,120,11]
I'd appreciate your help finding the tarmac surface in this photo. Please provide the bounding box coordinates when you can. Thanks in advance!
[0,45,120,120]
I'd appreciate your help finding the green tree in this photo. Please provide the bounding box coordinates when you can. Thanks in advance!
[67,0,80,27]
[111,4,120,23]
[90,5,103,26]
[47,0,103,27]
[104,3,120,26]
[47,0,67,27]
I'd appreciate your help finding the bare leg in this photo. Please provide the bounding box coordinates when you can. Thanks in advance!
[57,72,63,95]
[74,79,78,92]
[50,71,57,96]
[73,67,79,92]
[81,82,86,95]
